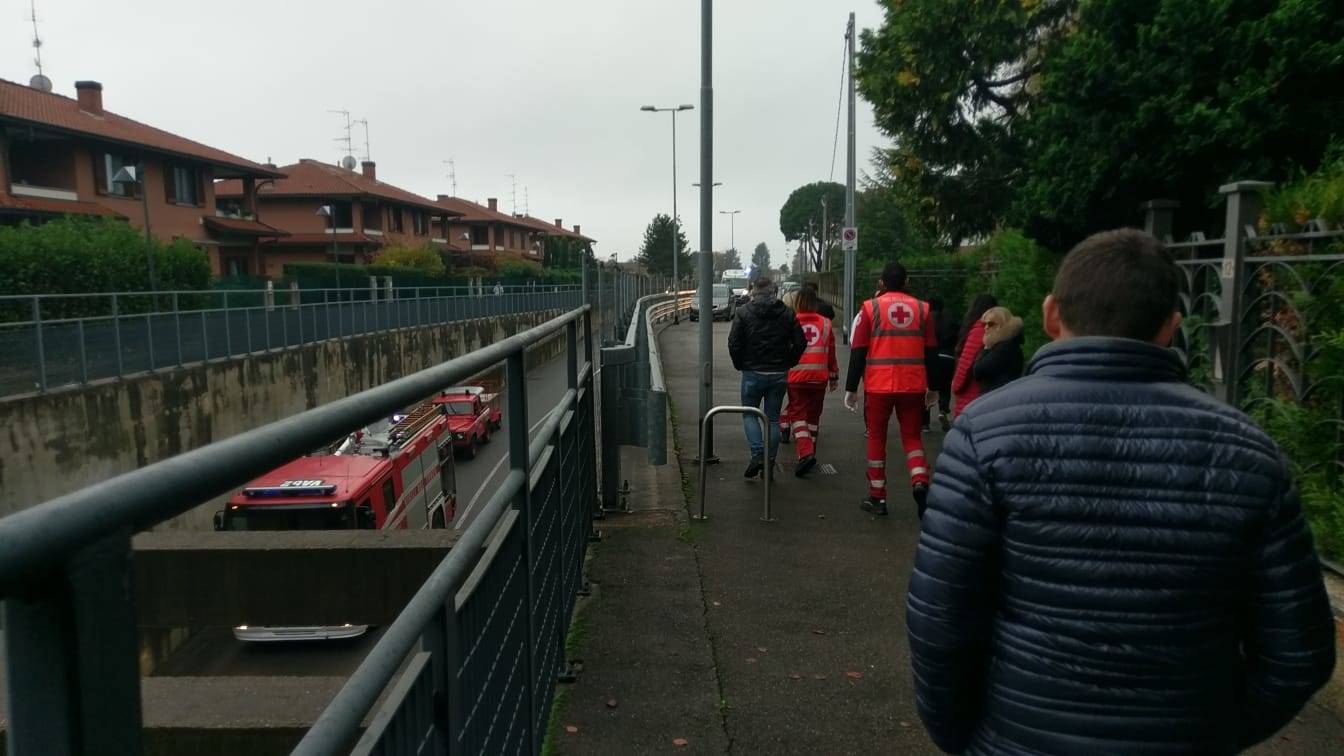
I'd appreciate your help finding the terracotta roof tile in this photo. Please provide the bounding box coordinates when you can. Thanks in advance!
[0,193,124,218]
[216,160,448,214]
[267,231,379,246]
[515,213,596,243]
[432,196,543,229]
[433,199,596,243]
[202,216,289,237]
[0,78,281,178]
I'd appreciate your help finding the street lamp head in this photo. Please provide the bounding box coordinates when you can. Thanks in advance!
[315,205,333,217]
[111,166,139,186]
[640,105,657,112]
[678,104,695,111]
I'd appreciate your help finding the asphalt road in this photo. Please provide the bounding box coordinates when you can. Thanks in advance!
[155,341,583,678]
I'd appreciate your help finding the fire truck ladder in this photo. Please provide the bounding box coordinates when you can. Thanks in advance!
[388,402,443,447]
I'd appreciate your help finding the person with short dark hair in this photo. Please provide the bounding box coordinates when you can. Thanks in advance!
[728,276,806,478]
[844,262,939,516]
[908,228,1335,755]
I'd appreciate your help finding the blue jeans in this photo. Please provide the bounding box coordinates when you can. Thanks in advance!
[741,371,788,462]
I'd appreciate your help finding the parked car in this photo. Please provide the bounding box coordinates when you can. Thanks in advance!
[690,284,736,321]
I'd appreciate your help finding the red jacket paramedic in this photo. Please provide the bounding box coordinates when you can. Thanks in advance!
[843,262,939,517]
[786,286,839,477]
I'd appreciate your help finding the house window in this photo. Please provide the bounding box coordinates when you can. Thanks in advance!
[412,211,426,236]
[388,207,404,233]
[329,201,353,228]
[471,226,489,246]
[8,139,76,191]
[361,202,381,231]
[99,153,139,197]
[166,165,201,206]
[223,256,250,278]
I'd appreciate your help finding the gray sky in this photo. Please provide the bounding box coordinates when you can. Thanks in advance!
[5,0,886,269]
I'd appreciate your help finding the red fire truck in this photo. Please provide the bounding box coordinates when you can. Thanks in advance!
[434,383,502,460]
[215,402,457,641]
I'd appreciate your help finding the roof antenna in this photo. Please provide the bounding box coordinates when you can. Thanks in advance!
[28,0,51,92]
[523,186,530,216]
[328,109,356,170]
[507,174,517,215]
[353,118,371,162]
[443,159,457,196]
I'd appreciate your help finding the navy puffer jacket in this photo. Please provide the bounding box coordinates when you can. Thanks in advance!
[908,337,1336,755]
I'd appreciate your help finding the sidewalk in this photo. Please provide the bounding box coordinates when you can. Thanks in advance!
[553,321,1344,754]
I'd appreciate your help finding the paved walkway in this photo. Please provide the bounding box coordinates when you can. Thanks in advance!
[552,321,1344,754]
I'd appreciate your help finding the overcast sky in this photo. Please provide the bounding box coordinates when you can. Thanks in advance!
[4,0,886,269]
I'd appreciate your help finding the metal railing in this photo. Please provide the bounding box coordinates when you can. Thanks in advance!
[693,406,774,522]
[598,292,689,510]
[0,305,600,756]
[0,284,585,397]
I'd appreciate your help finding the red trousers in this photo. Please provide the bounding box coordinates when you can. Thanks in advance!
[786,383,826,459]
[864,392,929,500]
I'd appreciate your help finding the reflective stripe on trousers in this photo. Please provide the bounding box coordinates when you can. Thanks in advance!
[786,383,826,460]
[863,391,930,500]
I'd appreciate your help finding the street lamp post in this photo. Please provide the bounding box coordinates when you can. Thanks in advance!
[719,210,741,259]
[316,205,336,264]
[641,104,694,307]
[112,165,155,292]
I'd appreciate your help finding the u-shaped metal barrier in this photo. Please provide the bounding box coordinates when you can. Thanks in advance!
[694,405,775,523]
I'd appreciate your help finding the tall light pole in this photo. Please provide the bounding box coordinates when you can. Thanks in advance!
[641,104,694,298]
[697,0,717,464]
[719,210,741,258]
[316,205,335,263]
[843,12,858,342]
[112,165,155,292]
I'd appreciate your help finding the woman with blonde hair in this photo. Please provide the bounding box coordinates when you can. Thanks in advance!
[972,306,1025,397]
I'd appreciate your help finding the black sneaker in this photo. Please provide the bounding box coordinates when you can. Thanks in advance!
[912,483,930,518]
[859,496,888,516]
[795,455,817,478]
[744,457,763,479]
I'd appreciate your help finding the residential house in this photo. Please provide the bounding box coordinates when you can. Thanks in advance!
[0,77,285,275]
[215,159,463,278]
[431,197,552,262]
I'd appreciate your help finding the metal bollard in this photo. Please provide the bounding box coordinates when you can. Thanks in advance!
[694,405,774,523]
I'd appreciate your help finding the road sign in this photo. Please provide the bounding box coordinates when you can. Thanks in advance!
[841,227,858,250]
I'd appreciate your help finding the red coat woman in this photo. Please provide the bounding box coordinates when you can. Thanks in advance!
[951,294,997,418]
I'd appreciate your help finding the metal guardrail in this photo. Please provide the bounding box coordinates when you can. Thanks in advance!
[597,292,690,510]
[692,406,774,523]
[0,284,587,397]
[0,305,600,756]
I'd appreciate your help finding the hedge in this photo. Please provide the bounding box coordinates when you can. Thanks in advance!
[0,217,211,321]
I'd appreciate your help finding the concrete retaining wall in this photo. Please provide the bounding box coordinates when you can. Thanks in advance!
[0,309,577,530]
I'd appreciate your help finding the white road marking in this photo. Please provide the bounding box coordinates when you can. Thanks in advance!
[453,407,557,529]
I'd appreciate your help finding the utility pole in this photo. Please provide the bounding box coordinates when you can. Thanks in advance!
[821,197,829,271]
[843,11,858,342]
[697,0,717,464]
